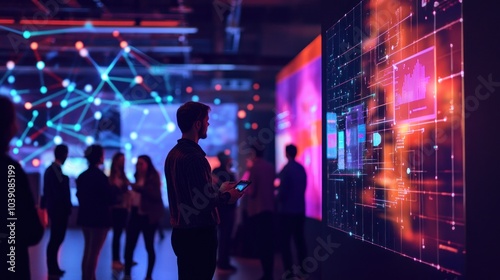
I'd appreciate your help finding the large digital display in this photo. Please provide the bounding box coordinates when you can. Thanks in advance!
[324,0,464,275]
[276,36,322,220]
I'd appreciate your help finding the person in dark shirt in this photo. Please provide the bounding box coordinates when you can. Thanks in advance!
[43,144,71,277]
[76,144,113,280]
[165,101,242,280]
[124,155,164,280]
[212,151,237,271]
[0,95,44,280]
[277,144,308,274]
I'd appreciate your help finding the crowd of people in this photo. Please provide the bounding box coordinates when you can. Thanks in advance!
[2,97,310,280]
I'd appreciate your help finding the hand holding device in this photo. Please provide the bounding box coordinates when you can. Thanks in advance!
[234,180,252,192]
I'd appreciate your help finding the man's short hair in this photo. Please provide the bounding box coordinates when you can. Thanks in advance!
[54,144,69,161]
[286,144,298,159]
[176,102,211,133]
[84,144,104,165]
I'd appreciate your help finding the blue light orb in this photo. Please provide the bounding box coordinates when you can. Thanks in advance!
[54,136,63,145]
[36,61,45,70]
[214,98,221,105]
[7,75,15,84]
[60,100,68,108]
[40,86,47,94]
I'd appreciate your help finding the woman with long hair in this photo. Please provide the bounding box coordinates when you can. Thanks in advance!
[109,152,130,270]
[123,155,164,280]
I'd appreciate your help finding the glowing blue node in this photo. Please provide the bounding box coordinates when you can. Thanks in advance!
[191,95,199,102]
[94,111,102,120]
[24,138,31,144]
[40,86,47,94]
[74,124,81,132]
[36,61,45,70]
[10,89,17,96]
[67,83,75,92]
[244,122,251,129]
[13,148,19,155]
[166,122,176,132]
[28,122,33,128]
[166,95,173,103]
[150,91,158,97]
[56,125,62,131]
[214,98,221,105]
[125,143,132,151]
[46,101,52,108]
[87,96,94,103]
[13,95,21,103]
[101,73,109,81]
[85,136,94,145]
[143,109,149,115]
[123,101,131,107]
[407,168,411,175]
[94,98,101,106]
[46,120,53,127]
[7,75,15,84]
[16,140,22,147]
[54,136,63,145]
[130,132,138,140]
[33,110,39,117]
[23,30,31,39]
[33,141,38,147]
[60,100,68,108]
[84,84,93,93]
[62,79,70,88]
[154,96,161,103]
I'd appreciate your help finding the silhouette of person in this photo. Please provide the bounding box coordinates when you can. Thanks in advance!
[0,95,44,280]
[277,144,307,273]
[165,101,242,280]
[212,151,237,271]
[245,144,276,280]
[124,155,164,280]
[109,152,130,271]
[76,144,113,280]
[43,144,71,277]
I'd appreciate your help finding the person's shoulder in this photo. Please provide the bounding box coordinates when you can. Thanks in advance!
[2,155,27,175]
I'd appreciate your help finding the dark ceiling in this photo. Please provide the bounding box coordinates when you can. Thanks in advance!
[0,0,321,104]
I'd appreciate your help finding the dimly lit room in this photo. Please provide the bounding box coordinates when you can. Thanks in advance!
[0,0,498,279]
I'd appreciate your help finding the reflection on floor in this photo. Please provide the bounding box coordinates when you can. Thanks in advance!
[29,228,291,280]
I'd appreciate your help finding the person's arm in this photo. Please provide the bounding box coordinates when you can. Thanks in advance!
[16,165,44,247]
[277,165,290,202]
[185,154,235,207]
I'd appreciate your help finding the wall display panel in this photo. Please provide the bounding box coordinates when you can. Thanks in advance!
[276,36,322,220]
[324,0,464,275]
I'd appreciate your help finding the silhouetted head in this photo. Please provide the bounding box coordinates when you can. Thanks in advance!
[285,144,298,160]
[176,101,211,139]
[84,144,104,166]
[135,155,159,184]
[54,144,69,165]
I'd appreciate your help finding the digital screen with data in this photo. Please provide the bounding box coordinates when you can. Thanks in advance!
[324,0,464,275]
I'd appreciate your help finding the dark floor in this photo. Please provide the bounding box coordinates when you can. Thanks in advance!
[28,228,290,280]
